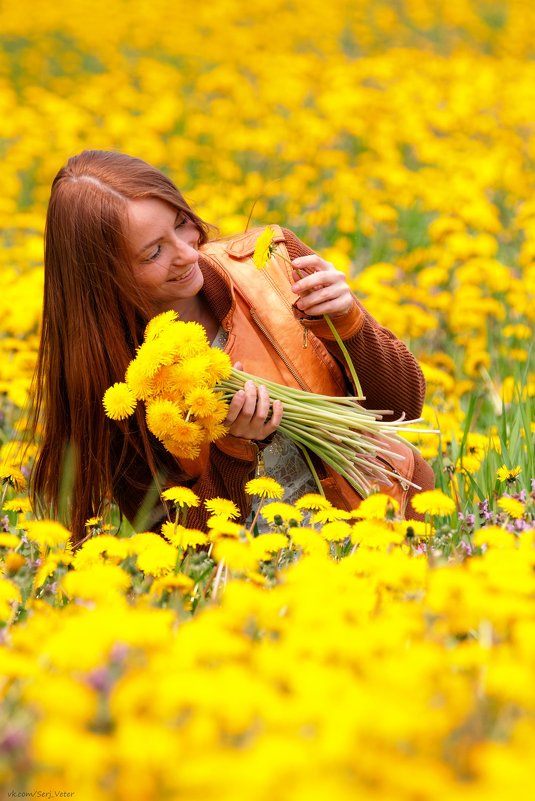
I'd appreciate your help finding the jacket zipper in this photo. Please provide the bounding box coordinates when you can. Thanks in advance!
[375,455,411,492]
[249,308,312,392]
[256,447,265,477]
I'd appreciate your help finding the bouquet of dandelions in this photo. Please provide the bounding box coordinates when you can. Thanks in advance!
[103,311,431,499]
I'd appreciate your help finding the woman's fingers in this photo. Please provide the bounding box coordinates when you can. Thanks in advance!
[225,381,283,440]
[291,256,353,316]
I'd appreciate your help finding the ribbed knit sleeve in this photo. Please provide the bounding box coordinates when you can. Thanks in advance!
[282,228,426,421]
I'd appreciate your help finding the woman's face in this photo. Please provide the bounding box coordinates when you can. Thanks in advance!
[126,196,204,313]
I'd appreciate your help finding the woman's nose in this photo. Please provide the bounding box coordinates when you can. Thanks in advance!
[171,234,198,262]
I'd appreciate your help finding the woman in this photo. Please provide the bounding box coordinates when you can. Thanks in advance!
[30,150,434,543]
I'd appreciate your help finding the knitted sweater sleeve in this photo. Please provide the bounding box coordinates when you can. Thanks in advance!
[282,228,426,421]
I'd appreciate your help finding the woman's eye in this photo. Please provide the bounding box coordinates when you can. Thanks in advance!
[175,215,188,229]
[143,245,162,263]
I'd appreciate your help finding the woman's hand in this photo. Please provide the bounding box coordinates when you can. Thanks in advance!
[291,255,354,317]
[224,364,283,441]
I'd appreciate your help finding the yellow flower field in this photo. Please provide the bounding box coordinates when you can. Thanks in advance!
[0,0,534,798]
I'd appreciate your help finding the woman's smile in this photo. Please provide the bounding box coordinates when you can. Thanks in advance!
[168,263,198,283]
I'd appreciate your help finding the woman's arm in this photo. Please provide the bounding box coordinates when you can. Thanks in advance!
[283,228,426,421]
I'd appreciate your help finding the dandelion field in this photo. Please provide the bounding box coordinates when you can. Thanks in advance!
[1,1,534,798]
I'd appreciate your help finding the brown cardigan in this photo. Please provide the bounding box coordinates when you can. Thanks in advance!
[112,229,433,531]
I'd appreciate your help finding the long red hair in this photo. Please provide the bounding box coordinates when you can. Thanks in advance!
[30,150,211,543]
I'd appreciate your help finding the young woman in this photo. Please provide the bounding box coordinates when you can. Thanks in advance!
[30,150,434,543]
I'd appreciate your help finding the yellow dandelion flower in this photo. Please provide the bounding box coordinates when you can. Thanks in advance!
[205,348,233,382]
[136,540,178,577]
[167,357,211,396]
[411,490,456,517]
[184,387,221,418]
[0,534,21,549]
[251,533,289,559]
[473,526,516,549]
[151,364,174,396]
[502,323,533,340]
[295,493,333,512]
[0,464,26,492]
[457,453,482,474]
[204,497,241,519]
[85,516,102,528]
[125,359,156,401]
[161,486,200,508]
[163,439,203,460]
[289,527,329,556]
[168,320,210,357]
[202,419,230,442]
[212,539,256,571]
[161,522,208,549]
[25,520,72,549]
[149,573,195,595]
[355,493,400,520]
[465,432,490,460]
[124,531,165,556]
[394,519,430,539]
[497,496,525,519]
[144,310,179,341]
[245,477,284,499]
[4,552,25,574]
[202,397,230,424]
[351,519,405,549]
[73,535,128,569]
[60,564,131,601]
[207,517,244,539]
[135,338,177,373]
[102,381,138,421]
[167,418,205,448]
[252,226,277,269]
[146,399,184,441]
[321,520,352,542]
[260,502,303,525]
[496,465,522,483]
[3,497,32,513]
[35,553,73,587]
[314,508,352,524]
[0,578,21,620]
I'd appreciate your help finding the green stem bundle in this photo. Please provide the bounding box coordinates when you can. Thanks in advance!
[218,367,435,497]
